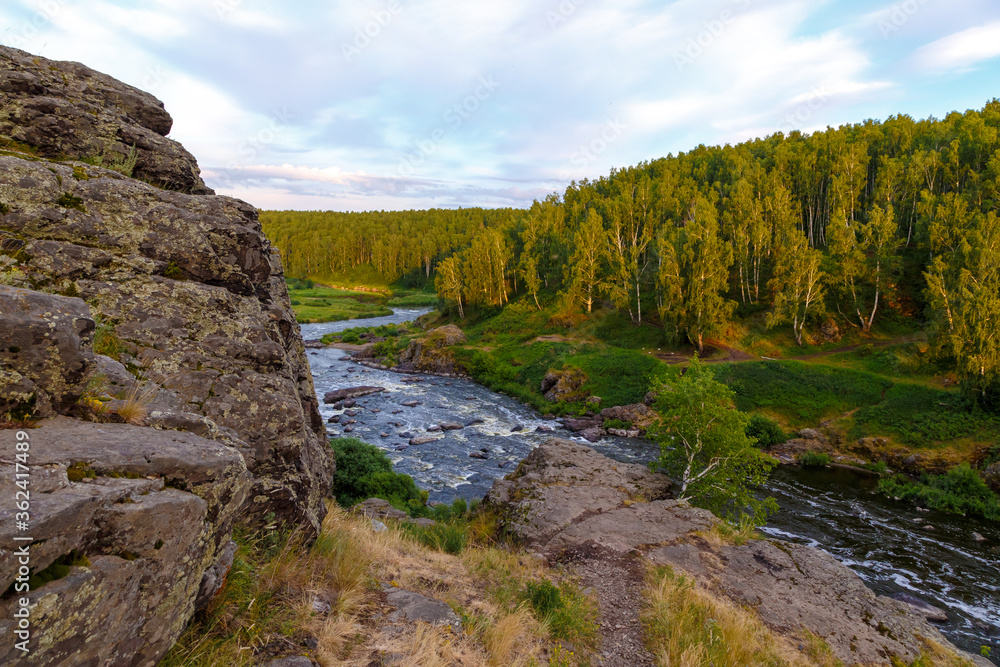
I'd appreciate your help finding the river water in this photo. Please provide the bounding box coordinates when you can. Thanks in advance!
[301,311,999,659]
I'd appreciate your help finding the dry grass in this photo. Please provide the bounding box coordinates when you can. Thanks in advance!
[642,564,817,667]
[163,504,582,667]
[113,377,158,425]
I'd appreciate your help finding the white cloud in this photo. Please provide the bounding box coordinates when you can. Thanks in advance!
[912,21,1000,71]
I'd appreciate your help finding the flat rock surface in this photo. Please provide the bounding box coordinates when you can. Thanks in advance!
[383,586,463,633]
[486,439,991,667]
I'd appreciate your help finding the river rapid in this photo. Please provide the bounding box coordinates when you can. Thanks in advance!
[301,311,999,659]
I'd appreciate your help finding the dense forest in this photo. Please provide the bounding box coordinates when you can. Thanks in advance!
[262,99,1000,408]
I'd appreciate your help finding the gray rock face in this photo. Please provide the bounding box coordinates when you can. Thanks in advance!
[0,153,330,532]
[0,50,331,667]
[0,417,251,667]
[383,586,463,633]
[485,439,988,667]
[0,286,96,417]
[0,45,212,194]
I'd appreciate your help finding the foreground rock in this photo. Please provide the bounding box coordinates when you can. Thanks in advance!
[0,418,250,666]
[0,48,331,665]
[486,439,990,667]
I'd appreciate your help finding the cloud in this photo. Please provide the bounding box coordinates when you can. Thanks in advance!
[912,21,1000,72]
[2,0,999,210]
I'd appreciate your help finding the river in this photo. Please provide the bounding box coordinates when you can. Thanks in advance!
[301,310,999,659]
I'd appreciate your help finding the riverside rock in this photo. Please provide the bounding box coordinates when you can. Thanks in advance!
[395,324,466,374]
[485,439,989,667]
[0,49,330,666]
[323,386,384,403]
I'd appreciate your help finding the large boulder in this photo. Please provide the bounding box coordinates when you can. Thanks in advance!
[395,324,466,374]
[0,45,212,194]
[540,367,588,403]
[0,154,330,532]
[484,440,989,667]
[0,417,251,666]
[0,286,95,417]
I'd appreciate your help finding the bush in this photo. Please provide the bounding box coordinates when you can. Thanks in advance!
[877,463,1000,520]
[401,521,468,555]
[746,414,787,448]
[341,331,361,344]
[329,438,425,510]
[799,451,831,467]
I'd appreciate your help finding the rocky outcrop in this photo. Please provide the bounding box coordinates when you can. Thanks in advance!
[0,418,251,666]
[0,50,331,666]
[0,46,212,194]
[395,324,466,374]
[0,287,95,418]
[486,439,990,667]
[540,367,588,403]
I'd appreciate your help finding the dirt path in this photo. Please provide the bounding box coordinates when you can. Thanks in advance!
[558,543,656,667]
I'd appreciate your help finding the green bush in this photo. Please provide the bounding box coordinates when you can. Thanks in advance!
[877,463,1000,520]
[329,438,425,510]
[525,580,563,617]
[341,331,361,344]
[604,418,632,430]
[746,414,787,448]
[799,451,831,467]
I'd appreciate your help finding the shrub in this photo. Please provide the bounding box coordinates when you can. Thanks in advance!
[329,438,424,509]
[746,414,787,448]
[56,192,86,212]
[800,451,831,467]
[877,464,1000,520]
[341,331,361,344]
[525,580,563,617]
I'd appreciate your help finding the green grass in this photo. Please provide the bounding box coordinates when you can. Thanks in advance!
[800,451,831,467]
[287,284,392,324]
[851,384,997,447]
[713,361,891,426]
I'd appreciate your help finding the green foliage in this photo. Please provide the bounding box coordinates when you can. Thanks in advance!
[650,356,778,526]
[92,316,126,359]
[852,385,996,446]
[800,451,831,467]
[341,331,360,344]
[401,521,468,555]
[56,192,86,212]
[746,414,788,448]
[877,464,1000,520]
[286,285,392,324]
[329,437,425,511]
[714,361,891,425]
[525,580,563,617]
[593,312,665,349]
[164,261,184,280]
[285,276,314,290]
[0,202,10,215]
[862,460,890,475]
[603,418,632,430]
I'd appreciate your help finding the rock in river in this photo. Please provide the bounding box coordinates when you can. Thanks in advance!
[410,436,441,446]
[323,386,385,404]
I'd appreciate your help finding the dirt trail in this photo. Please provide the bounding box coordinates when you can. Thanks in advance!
[558,544,656,667]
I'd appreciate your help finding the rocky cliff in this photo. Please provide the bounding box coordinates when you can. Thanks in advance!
[487,439,993,667]
[0,46,331,665]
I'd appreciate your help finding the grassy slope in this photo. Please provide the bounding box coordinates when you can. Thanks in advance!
[286,282,438,324]
[413,294,999,469]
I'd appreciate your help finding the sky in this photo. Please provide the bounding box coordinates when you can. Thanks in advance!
[2,0,1000,212]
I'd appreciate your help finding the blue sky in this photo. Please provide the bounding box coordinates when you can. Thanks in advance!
[3,0,999,211]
